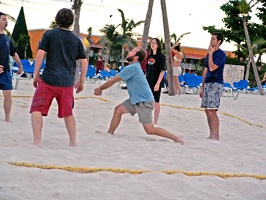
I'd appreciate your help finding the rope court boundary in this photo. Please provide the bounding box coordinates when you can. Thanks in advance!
[1,95,264,128]
[2,95,265,180]
[7,162,266,180]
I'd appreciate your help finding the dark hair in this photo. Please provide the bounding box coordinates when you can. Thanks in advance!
[150,38,162,54]
[174,44,181,52]
[0,12,6,17]
[212,32,224,45]
[135,47,146,63]
[55,8,74,29]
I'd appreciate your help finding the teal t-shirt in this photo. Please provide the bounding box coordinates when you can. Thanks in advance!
[118,62,154,105]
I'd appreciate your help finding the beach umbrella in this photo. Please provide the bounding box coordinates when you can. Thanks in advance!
[12,6,33,59]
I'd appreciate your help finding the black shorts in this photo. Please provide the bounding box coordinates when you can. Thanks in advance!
[152,88,161,102]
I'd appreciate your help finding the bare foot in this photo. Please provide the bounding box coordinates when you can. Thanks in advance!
[175,136,184,145]
[107,131,114,135]
[69,143,77,147]
[207,136,220,141]
[5,118,12,123]
[33,142,42,148]
[177,89,182,95]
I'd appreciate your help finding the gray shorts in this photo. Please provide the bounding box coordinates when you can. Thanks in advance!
[201,82,223,109]
[122,99,154,124]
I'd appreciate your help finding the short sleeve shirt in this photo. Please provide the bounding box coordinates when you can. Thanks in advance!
[118,62,154,105]
[39,28,86,87]
[204,49,226,84]
[0,34,17,71]
[145,53,166,89]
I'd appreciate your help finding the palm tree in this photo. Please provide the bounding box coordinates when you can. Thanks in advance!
[117,9,145,66]
[87,27,92,47]
[3,14,16,39]
[170,32,191,67]
[252,38,266,66]
[235,43,255,80]
[235,38,266,81]
[99,24,120,63]
[170,32,191,44]
[160,0,175,95]
[86,27,93,60]
[141,0,154,51]
[238,0,263,95]
[70,0,83,36]
[70,0,84,84]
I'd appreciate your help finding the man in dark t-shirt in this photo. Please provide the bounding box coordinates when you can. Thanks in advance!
[0,12,23,122]
[30,8,88,147]
[199,32,226,141]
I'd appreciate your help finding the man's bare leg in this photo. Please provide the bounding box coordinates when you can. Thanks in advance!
[143,124,184,144]
[107,104,129,134]
[31,111,43,146]
[3,90,12,122]
[153,102,160,126]
[64,115,77,147]
[205,109,220,140]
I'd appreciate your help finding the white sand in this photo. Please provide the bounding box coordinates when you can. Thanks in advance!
[0,79,266,200]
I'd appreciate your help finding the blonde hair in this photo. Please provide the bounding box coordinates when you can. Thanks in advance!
[104,63,110,69]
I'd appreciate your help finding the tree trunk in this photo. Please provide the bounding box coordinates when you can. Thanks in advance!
[243,17,263,95]
[141,0,154,51]
[105,48,110,64]
[244,60,251,80]
[86,27,92,61]
[73,7,80,36]
[160,0,174,96]
[121,45,125,67]
[72,2,82,85]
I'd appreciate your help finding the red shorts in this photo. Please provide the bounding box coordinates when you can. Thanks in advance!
[30,80,74,118]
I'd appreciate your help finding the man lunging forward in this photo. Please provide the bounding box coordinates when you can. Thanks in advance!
[94,47,183,144]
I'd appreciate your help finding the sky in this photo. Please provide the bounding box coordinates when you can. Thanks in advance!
[0,0,263,52]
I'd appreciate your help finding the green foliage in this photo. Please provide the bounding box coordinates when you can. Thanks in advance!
[170,32,191,44]
[194,65,204,75]
[202,0,265,58]
[88,51,98,66]
[248,62,266,87]
[226,56,246,65]
[202,0,266,89]
[49,21,57,29]
[98,9,144,66]
[238,0,249,14]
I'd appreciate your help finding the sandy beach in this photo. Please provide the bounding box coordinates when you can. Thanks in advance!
[0,78,266,200]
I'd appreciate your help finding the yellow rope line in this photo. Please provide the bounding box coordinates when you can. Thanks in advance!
[74,96,110,102]
[10,95,32,99]
[0,95,110,102]
[219,111,264,128]
[1,95,263,128]
[161,103,265,129]
[161,103,204,111]
[7,162,266,180]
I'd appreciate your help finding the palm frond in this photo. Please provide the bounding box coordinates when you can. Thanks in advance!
[238,0,250,14]
[176,32,191,42]
[6,14,16,22]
